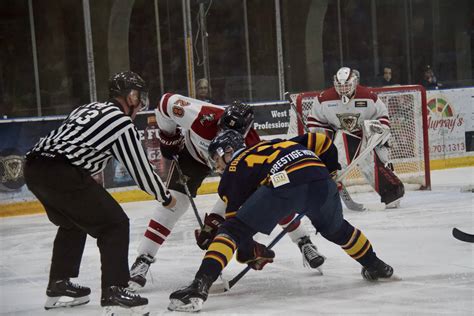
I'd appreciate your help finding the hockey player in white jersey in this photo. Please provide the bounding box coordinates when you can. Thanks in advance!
[306,67,404,207]
[129,94,325,290]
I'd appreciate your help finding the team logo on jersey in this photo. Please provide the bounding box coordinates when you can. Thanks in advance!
[172,106,185,117]
[354,101,367,107]
[336,113,360,131]
[199,113,215,125]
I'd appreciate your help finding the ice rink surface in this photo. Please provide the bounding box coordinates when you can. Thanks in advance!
[1,167,473,315]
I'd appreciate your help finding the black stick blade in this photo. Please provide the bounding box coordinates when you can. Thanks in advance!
[452,228,474,243]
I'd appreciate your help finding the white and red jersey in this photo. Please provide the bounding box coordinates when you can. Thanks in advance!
[156,93,260,167]
[307,86,390,135]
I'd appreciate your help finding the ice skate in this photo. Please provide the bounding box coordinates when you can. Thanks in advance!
[298,236,325,272]
[44,278,91,310]
[361,258,394,281]
[101,286,149,315]
[386,198,401,209]
[168,275,213,312]
[128,254,155,291]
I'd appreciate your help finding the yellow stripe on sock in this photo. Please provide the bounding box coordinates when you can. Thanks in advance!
[204,253,226,270]
[208,239,235,262]
[344,231,369,257]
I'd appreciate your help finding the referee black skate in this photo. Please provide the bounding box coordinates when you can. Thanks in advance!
[24,71,176,315]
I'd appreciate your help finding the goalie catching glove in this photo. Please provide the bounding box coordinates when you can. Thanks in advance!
[159,127,185,160]
[195,213,225,250]
[236,240,275,270]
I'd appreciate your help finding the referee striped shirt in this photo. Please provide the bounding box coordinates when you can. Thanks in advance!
[28,99,171,204]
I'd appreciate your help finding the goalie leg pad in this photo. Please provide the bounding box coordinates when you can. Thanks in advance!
[374,155,404,205]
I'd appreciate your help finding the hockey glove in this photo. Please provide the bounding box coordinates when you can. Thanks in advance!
[195,213,225,250]
[236,241,275,270]
[159,128,185,160]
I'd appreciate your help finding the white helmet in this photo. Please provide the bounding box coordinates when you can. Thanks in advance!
[334,67,359,104]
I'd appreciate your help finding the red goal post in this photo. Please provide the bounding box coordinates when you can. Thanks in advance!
[288,85,431,190]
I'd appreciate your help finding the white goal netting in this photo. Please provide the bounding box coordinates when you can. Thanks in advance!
[288,85,431,190]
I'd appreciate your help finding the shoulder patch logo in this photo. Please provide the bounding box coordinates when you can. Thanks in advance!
[354,101,367,107]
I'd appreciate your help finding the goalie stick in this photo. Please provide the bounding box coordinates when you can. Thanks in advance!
[452,228,474,243]
[284,92,378,212]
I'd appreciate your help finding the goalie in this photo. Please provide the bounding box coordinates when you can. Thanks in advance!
[306,67,404,207]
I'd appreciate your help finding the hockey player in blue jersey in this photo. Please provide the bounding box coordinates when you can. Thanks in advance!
[168,130,395,312]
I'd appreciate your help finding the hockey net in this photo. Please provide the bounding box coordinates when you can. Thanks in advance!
[288,85,431,190]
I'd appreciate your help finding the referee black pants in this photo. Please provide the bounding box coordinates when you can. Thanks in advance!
[24,156,130,290]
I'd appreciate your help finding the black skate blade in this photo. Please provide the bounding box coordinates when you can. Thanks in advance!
[168,298,203,312]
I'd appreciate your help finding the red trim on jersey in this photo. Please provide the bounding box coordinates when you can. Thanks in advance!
[245,129,261,146]
[318,85,378,103]
[160,93,173,118]
[378,116,390,128]
[318,88,339,102]
[353,86,378,102]
[190,106,222,141]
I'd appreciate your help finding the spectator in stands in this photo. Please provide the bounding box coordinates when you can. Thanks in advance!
[375,65,397,86]
[421,65,442,90]
[195,78,215,103]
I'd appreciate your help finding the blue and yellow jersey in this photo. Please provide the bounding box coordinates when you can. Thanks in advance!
[218,132,339,218]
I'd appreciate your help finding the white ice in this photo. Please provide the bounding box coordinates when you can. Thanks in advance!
[1,167,473,315]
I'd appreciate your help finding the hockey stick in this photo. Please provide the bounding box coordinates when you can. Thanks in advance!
[284,92,366,211]
[172,155,230,290]
[172,155,204,228]
[209,212,306,293]
[452,228,474,243]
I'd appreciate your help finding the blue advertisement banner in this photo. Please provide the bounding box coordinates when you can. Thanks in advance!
[0,102,290,202]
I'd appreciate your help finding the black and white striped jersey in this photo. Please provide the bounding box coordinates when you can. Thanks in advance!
[28,99,171,204]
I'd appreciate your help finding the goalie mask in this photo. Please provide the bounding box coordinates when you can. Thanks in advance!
[334,67,358,104]
[108,71,150,112]
[208,130,245,172]
[218,101,254,136]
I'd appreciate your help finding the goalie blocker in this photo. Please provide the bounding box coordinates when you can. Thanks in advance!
[335,120,404,206]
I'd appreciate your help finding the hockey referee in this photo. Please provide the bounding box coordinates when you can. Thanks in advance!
[24,71,175,315]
